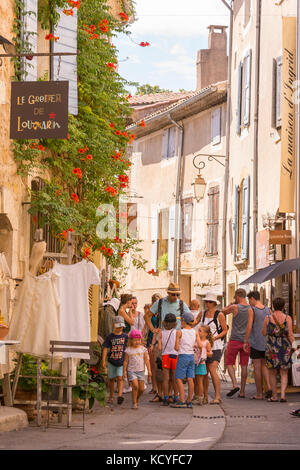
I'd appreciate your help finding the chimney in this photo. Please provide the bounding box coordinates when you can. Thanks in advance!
[196,25,228,90]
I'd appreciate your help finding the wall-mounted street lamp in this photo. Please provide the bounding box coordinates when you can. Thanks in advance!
[192,153,226,202]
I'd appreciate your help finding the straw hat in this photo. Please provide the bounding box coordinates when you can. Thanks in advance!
[167,282,181,294]
[203,293,220,304]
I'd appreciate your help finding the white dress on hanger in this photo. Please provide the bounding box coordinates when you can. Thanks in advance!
[8,270,61,358]
[52,259,100,358]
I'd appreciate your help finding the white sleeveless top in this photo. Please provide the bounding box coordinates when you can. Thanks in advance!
[162,329,177,356]
[179,328,196,355]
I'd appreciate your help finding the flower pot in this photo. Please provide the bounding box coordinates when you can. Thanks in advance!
[0,326,9,340]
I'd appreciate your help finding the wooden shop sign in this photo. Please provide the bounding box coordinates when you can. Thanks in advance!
[269,230,292,245]
[10,81,69,139]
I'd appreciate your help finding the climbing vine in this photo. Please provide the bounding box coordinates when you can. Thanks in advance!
[11,0,147,270]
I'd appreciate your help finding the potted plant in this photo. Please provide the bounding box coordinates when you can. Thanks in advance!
[72,362,106,409]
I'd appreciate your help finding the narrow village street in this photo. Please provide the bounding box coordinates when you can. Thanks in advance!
[0,381,299,451]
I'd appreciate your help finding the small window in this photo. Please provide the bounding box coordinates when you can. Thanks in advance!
[162,127,176,159]
[211,108,221,145]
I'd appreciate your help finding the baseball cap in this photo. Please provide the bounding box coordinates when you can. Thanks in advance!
[114,315,125,328]
[182,311,194,325]
[129,329,142,339]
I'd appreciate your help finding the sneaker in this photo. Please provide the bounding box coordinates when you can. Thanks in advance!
[170,400,187,408]
[192,397,203,406]
[186,402,193,409]
[117,396,124,405]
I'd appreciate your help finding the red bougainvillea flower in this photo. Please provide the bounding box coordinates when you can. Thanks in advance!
[119,12,129,21]
[138,119,146,128]
[89,33,99,40]
[126,93,132,100]
[61,228,75,240]
[121,131,128,138]
[105,186,118,197]
[83,248,91,258]
[29,142,37,149]
[56,190,62,196]
[86,154,93,160]
[139,42,150,47]
[118,174,129,184]
[45,34,60,41]
[115,130,121,136]
[109,122,115,129]
[107,62,117,70]
[78,148,86,154]
[114,236,122,243]
[119,252,125,258]
[148,269,156,275]
[72,168,82,179]
[68,0,80,8]
[38,144,45,151]
[63,8,74,16]
[100,245,106,251]
[71,193,79,203]
[106,248,113,257]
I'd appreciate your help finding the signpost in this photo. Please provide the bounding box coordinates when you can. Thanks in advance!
[10,80,69,140]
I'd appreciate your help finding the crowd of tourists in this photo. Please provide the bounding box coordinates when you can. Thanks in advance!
[100,284,300,413]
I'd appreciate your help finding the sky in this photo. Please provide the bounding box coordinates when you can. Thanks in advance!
[115,0,230,94]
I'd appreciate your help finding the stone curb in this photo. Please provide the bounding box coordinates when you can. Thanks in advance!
[0,407,29,433]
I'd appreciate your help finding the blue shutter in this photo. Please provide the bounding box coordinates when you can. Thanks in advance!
[151,207,159,271]
[52,8,78,115]
[241,176,250,259]
[233,185,239,261]
[168,205,175,271]
[236,62,243,134]
[22,0,38,81]
[243,49,252,127]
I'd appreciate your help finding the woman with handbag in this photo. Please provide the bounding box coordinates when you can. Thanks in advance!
[262,297,297,402]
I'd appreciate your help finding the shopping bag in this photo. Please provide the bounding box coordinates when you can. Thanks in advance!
[292,362,300,387]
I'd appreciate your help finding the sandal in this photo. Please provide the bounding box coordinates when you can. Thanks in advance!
[210,399,222,405]
[226,387,240,397]
[265,390,272,399]
[267,397,279,402]
[251,396,263,400]
[149,393,162,403]
[280,398,287,403]
[148,389,157,394]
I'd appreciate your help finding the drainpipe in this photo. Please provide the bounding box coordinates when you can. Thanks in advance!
[253,0,262,276]
[220,0,233,305]
[296,0,300,326]
[168,113,184,284]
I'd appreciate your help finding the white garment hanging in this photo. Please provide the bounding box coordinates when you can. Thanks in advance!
[52,259,100,358]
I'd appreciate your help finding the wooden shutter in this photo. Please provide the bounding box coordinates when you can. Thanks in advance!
[233,185,239,261]
[243,49,252,127]
[52,8,78,115]
[241,176,250,260]
[236,62,243,134]
[22,0,38,81]
[207,187,219,256]
[181,199,193,253]
[168,205,176,271]
[151,207,159,270]
[162,129,169,159]
[212,108,221,145]
[276,56,282,128]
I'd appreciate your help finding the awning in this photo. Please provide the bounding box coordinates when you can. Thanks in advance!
[239,257,300,285]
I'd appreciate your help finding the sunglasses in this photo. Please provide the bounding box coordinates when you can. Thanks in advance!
[170,293,180,297]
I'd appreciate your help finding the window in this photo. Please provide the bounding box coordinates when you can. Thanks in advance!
[151,206,176,272]
[181,199,193,253]
[157,208,169,260]
[211,108,221,145]
[206,185,220,256]
[272,56,282,129]
[162,127,176,159]
[237,50,252,134]
[233,176,250,261]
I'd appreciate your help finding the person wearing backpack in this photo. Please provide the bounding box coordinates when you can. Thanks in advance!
[195,293,227,404]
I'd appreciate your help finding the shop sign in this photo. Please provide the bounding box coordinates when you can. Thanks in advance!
[10,81,69,140]
[269,230,292,245]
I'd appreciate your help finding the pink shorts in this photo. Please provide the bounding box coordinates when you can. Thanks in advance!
[225,340,250,366]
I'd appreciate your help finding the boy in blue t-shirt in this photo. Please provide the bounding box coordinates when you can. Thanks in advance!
[101,316,128,405]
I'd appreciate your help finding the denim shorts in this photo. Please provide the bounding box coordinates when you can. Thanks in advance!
[107,362,123,379]
[128,370,145,382]
[195,363,207,376]
[175,354,195,380]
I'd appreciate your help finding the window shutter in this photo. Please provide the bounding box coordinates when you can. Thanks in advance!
[168,205,175,271]
[52,8,78,115]
[168,127,176,158]
[276,56,282,128]
[272,58,277,128]
[243,49,252,127]
[233,185,239,261]
[162,129,169,159]
[241,176,250,260]
[151,207,159,271]
[207,189,213,255]
[22,0,38,81]
[212,108,221,145]
[237,62,243,134]
[212,186,219,255]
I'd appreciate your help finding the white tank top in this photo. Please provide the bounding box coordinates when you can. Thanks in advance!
[179,328,196,355]
[161,329,177,356]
